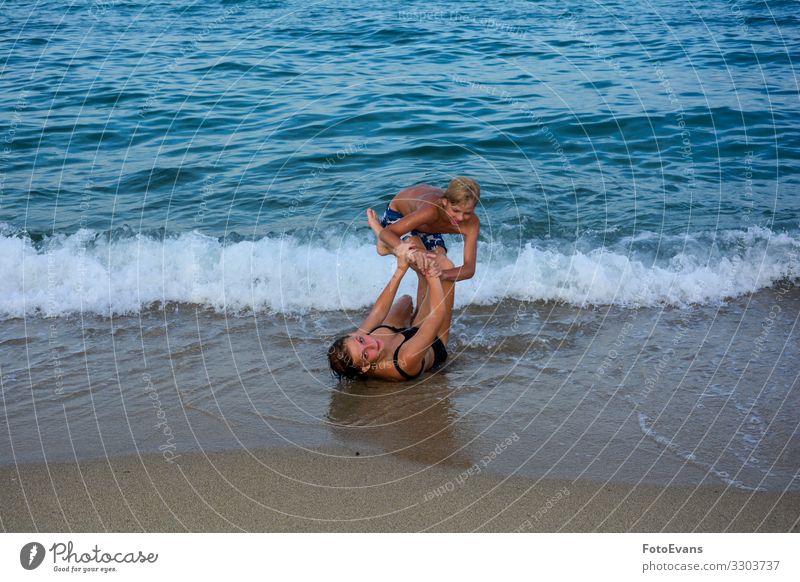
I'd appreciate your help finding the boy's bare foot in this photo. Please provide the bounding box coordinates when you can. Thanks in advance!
[366,208,382,236]
[367,208,394,256]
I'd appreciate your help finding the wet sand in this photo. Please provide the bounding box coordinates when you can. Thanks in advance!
[2,447,797,532]
[3,288,799,494]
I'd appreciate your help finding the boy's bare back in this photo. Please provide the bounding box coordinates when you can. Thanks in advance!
[389,184,443,216]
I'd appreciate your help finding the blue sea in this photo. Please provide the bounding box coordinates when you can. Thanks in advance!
[1,1,798,494]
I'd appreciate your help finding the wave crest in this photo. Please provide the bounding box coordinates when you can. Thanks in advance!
[0,226,797,318]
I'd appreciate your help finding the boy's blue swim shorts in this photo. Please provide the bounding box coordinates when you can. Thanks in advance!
[380,207,447,252]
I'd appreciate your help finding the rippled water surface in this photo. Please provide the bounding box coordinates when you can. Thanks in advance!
[2,0,798,236]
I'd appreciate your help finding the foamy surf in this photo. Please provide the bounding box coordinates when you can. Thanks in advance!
[0,225,797,319]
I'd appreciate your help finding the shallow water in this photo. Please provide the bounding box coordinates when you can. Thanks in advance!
[2,286,797,492]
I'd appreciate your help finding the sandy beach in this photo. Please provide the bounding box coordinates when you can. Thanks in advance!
[2,448,797,533]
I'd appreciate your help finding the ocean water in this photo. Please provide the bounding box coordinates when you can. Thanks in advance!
[1,1,798,492]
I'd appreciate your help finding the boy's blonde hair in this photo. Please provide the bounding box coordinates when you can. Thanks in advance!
[444,176,480,206]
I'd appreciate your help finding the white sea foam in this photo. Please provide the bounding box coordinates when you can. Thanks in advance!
[0,226,797,318]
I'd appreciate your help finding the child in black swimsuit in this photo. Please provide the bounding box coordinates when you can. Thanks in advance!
[328,245,455,382]
[370,324,448,380]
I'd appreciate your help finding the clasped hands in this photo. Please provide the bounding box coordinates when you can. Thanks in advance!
[395,243,442,278]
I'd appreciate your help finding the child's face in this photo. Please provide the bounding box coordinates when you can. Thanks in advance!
[347,333,383,370]
[443,200,475,226]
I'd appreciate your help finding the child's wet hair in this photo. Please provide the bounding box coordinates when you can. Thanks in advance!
[444,176,480,206]
[327,335,366,380]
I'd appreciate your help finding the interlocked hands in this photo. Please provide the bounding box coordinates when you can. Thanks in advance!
[396,243,441,278]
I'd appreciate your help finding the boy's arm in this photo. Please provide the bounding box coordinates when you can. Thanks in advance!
[441,218,479,282]
[379,205,439,254]
[357,253,411,333]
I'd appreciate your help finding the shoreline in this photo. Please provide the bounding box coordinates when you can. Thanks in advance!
[2,447,797,533]
[2,288,798,496]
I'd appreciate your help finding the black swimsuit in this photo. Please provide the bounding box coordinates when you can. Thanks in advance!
[371,325,448,380]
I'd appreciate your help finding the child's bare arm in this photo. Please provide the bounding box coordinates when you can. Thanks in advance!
[441,218,480,282]
[396,264,445,370]
[357,250,412,333]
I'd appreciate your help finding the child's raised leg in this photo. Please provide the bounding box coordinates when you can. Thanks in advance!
[383,294,414,329]
[366,208,393,256]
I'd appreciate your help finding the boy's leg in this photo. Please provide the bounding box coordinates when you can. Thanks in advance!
[366,208,392,256]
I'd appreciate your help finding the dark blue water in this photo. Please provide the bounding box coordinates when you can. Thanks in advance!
[1,1,797,229]
[1,0,798,316]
